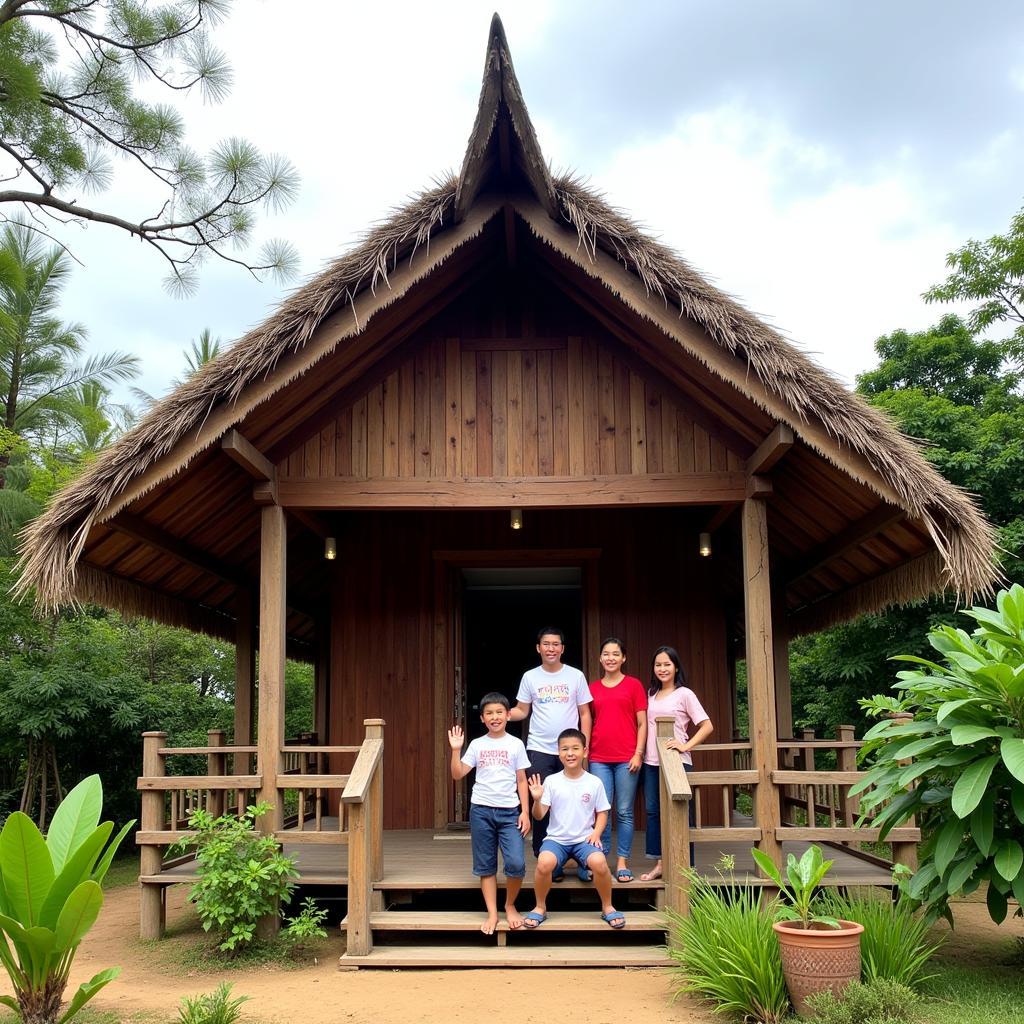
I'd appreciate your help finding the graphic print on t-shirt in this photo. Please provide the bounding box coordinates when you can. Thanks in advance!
[476,748,511,768]
[534,683,570,704]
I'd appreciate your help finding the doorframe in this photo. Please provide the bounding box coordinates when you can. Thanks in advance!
[431,547,601,829]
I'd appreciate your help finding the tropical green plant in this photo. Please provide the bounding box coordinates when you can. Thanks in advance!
[173,802,298,952]
[176,983,250,1024]
[0,774,134,1024]
[814,891,940,989]
[666,867,789,1023]
[804,978,920,1024]
[854,584,1024,925]
[283,897,328,945]
[750,845,840,928]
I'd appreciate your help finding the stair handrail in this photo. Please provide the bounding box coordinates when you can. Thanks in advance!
[655,716,691,923]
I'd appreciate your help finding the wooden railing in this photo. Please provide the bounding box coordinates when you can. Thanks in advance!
[136,719,385,941]
[654,717,692,918]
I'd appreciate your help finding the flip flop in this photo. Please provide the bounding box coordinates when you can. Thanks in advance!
[616,868,634,882]
[601,910,626,929]
[576,866,593,882]
[523,911,546,929]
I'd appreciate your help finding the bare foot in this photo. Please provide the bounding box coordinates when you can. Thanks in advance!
[506,905,524,930]
[639,865,662,881]
[481,912,499,935]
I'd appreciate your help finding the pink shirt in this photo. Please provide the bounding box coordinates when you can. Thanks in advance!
[644,687,709,766]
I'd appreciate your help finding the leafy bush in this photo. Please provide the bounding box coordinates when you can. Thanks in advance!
[814,890,940,989]
[804,978,919,1024]
[666,869,789,1023]
[855,585,1024,925]
[0,774,133,1024]
[284,897,328,945]
[176,983,250,1024]
[173,802,298,952]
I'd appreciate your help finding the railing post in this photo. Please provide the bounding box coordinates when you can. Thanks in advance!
[836,725,858,836]
[207,730,226,817]
[657,716,690,923]
[140,731,167,940]
[801,728,816,827]
[364,719,385,883]
[888,712,919,870]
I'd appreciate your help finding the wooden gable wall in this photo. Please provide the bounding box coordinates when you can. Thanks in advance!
[278,273,747,482]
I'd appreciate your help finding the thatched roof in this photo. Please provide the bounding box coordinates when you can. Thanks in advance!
[17,14,999,630]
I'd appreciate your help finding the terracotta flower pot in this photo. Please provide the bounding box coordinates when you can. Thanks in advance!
[773,918,864,1017]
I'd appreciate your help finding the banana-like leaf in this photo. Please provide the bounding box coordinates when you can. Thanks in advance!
[0,914,55,975]
[90,820,135,885]
[950,755,1000,817]
[46,776,102,875]
[59,967,120,1024]
[1002,737,1024,784]
[39,823,111,930]
[0,813,54,927]
[951,724,1001,745]
[54,882,102,954]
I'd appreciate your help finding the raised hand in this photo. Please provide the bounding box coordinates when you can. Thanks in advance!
[447,724,464,750]
[527,773,544,800]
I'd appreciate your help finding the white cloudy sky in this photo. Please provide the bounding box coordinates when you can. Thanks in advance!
[25,0,1024,403]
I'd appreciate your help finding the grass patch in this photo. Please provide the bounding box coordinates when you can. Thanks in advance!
[919,962,1024,1023]
[1,1011,161,1024]
[104,851,141,890]
[139,931,334,973]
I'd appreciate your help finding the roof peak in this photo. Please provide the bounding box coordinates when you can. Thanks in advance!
[454,14,556,221]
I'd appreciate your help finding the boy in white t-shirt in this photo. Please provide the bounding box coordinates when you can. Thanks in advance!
[448,692,531,934]
[523,728,625,930]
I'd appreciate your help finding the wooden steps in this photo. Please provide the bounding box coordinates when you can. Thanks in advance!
[352,909,667,933]
[339,943,670,969]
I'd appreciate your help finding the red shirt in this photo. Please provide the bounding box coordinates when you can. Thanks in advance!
[588,675,648,763]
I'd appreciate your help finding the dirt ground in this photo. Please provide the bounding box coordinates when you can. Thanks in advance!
[4,884,1020,1024]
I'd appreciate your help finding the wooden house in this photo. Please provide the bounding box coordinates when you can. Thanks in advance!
[18,17,998,966]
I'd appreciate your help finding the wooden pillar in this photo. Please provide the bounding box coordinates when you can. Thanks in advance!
[365,719,385,882]
[771,590,793,740]
[207,730,226,817]
[257,505,287,833]
[742,496,783,866]
[657,716,690,920]
[140,731,167,940]
[234,593,255,776]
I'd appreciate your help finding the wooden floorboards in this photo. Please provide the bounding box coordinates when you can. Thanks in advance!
[338,944,669,969]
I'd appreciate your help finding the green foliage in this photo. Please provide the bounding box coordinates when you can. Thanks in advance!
[0,775,133,1024]
[855,585,1024,925]
[749,845,839,929]
[665,868,789,1023]
[813,891,940,989]
[283,898,328,945]
[173,803,298,953]
[804,979,920,1024]
[175,983,250,1024]
[0,3,299,293]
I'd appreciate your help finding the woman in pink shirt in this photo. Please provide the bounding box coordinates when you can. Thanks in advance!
[639,645,713,880]
[588,637,648,883]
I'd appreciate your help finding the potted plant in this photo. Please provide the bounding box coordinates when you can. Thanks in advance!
[751,845,864,1017]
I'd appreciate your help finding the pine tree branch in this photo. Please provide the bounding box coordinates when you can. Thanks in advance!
[0,141,51,195]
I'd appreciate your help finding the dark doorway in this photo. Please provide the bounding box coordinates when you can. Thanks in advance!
[454,566,584,820]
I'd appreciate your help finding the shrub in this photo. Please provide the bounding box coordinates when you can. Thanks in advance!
[173,802,298,952]
[666,868,789,1023]
[0,774,133,1024]
[814,890,940,989]
[804,978,919,1024]
[855,585,1024,926]
[176,983,250,1024]
[284,897,328,945]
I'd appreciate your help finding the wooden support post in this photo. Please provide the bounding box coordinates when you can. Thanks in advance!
[742,497,783,867]
[207,730,226,817]
[140,731,167,940]
[234,594,256,776]
[364,719,385,883]
[801,729,816,827]
[657,717,690,922]
[888,713,919,870]
[346,799,373,955]
[772,592,793,739]
[836,725,858,836]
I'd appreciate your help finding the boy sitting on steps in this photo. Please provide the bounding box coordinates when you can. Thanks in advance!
[523,728,625,930]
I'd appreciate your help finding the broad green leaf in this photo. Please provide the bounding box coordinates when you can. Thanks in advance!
[1002,737,1024,784]
[46,776,102,874]
[894,736,950,759]
[951,725,1001,745]
[933,816,963,877]
[54,882,102,953]
[40,822,111,930]
[0,913,55,971]
[908,862,938,900]
[91,820,135,884]
[1012,870,1024,908]
[946,853,980,895]
[750,848,784,887]
[936,749,976,767]
[0,812,54,927]
[898,758,943,787]
[937,698,983,724]
[951,755,1000,817]
[994,839,1024,882]
[987,881,1008,924]
[58,966,120,1024]
[970,794,995,856]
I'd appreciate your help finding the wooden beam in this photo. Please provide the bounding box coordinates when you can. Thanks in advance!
[276,473,746,510]
[746,475,773,499]
[223,429,275,481]
[786,504,907,587]
[747,424,794,475]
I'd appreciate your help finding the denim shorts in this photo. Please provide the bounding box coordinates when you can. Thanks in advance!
[469,804,526,878]
[538,838,604,874]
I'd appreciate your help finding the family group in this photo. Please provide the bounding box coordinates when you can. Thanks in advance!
[446,627,714,934]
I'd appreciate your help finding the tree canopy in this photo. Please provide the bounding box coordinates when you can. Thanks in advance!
[0,0,299,294]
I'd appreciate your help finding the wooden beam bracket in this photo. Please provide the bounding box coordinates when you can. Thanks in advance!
[747,423,794,476]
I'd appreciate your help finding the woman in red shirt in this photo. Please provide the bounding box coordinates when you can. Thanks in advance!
[588,637,648,882]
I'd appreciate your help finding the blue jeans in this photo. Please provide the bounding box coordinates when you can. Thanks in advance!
[643,762,695,867]
[469,804,526,878]
[589,760,641,860]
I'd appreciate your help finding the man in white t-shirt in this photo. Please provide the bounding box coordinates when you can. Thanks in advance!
[448,692,531,934]
[522,728,625,930]
[509,626,593,857]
